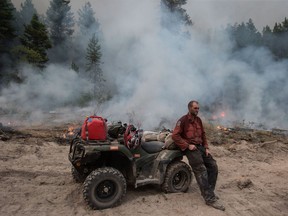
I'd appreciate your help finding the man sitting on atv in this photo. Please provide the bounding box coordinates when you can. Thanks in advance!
[172,100,225,211]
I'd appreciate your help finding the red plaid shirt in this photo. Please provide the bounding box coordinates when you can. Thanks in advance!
[172,113,208,151]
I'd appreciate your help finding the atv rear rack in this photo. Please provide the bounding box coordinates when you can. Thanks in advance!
[69,137,126,162]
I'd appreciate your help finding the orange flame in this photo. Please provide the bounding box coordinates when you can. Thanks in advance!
[216,125,228,131]
[67,126,75,135]
[63,125,76,138]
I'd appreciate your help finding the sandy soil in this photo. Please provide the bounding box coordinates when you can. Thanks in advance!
[0,124,288,216]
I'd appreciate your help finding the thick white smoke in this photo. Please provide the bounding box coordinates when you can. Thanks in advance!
[2,0,288,130]
[0,64,92,125]
[97,1,288,130]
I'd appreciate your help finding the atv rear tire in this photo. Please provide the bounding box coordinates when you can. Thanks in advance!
[161,161,192,193]
[83,167,126,209]
[71,166,87,183]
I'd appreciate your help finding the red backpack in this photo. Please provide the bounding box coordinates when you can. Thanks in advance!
[81,116,107,141]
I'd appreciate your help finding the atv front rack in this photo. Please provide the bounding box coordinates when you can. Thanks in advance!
[69,138,109,161]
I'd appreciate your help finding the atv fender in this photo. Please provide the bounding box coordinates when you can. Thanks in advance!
[157,149,184,164]
[153,150,184,184]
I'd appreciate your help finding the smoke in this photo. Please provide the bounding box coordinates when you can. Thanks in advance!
[185,0,288,31]
[101,21,288,129]
[97,0,288,129]
[2,0,288,130]
[0,64,92,125]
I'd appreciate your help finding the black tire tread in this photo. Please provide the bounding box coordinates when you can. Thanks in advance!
[83,167,126,210]
[161,161,192,193]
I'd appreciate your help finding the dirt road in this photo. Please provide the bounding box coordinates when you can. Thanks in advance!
[0,125,288,216]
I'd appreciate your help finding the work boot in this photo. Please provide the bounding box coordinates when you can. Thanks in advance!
[206,200,225,211]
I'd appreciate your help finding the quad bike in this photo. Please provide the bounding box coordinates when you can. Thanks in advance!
[68,117,192,210]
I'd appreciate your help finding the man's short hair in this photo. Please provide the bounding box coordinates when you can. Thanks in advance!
[188,100,199,108]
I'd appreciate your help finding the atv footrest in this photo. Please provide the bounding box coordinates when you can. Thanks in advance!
[135,179,159,188]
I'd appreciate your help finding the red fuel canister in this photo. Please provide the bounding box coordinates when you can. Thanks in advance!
[81,116,107,140]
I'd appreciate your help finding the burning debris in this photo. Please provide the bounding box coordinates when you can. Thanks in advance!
[0,121,79,144]
[58,126,81,145]
[216,125,235,132]
[62,125,80,139]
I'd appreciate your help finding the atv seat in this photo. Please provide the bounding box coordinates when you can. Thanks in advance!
[141,141,165,153]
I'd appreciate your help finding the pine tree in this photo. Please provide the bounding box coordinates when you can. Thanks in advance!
[14,0,37,36]
[160,0,192,34]
[46,0,74,63]
[236,22,248,48]
[281,18,288,58]
[85,34,105,102]
[262,25,272,34]
[77,2,100,36]
[281,17,288,32]
[245,18,262,46]
[227,19,261,49]
[262,25,273,49]
[86,34,102,75]
[0,0,17,83]
[273,22,283,34]
[73,1,102,72]
[14,14,51,68]
[273,18,288,58]
[0,0,16,52]
[46,0,74,46]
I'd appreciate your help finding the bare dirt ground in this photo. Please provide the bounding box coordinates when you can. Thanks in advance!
[1,123,288,216]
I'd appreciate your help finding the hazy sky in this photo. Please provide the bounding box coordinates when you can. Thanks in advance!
[12,0,288,31]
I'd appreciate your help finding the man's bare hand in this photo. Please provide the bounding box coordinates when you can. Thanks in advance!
[188,144,197,151]
[205,148,210,156]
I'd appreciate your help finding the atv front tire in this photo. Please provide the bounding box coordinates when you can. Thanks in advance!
[162,161,192,193]
[83,167,126,209]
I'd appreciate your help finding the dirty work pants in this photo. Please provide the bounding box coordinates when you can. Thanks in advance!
[185,144,218,203]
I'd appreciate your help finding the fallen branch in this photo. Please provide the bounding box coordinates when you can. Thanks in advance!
[258,140,278,147]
